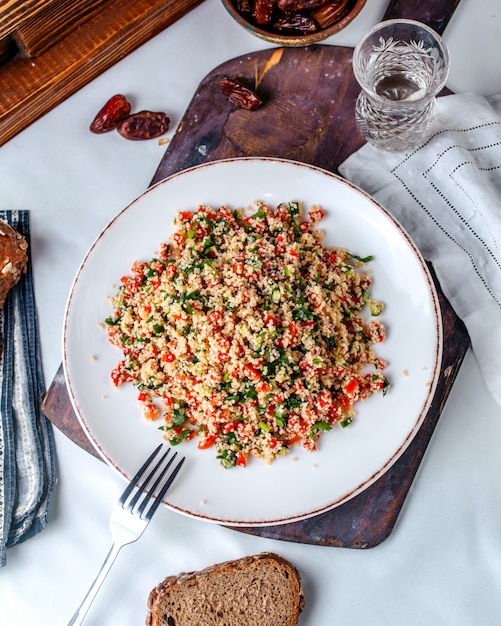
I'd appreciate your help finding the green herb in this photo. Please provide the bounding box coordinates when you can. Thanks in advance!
[253,205,266,219]
[216,449,236,469]
[349,253,374,263]
[169,429,191,446]
[286,395,302,409]
[310,421,332,438]
[275,414,286,428]
[340,418,352,428]
[171,404,186,427]
[369,300,384,316]
[293,306,315,321]
[322,334,337,350]
[226,431,238,444]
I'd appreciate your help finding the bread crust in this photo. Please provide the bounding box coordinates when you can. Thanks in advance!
[0,220,28,308]
[146,552,304,626]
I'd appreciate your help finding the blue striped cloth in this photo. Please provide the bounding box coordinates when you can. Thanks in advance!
[0,210,56,567]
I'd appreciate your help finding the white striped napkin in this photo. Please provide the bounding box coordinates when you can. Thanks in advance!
[0,211,56,567]
[339,92,501,405]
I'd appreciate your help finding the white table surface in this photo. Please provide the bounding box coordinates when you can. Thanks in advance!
[1,1,501,624]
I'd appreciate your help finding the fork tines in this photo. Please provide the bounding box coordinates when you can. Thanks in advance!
[119,445,185,521]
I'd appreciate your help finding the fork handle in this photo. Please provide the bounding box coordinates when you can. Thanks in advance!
[67,542,122,626]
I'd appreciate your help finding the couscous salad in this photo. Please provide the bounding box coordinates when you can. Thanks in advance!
[105,201,389,467]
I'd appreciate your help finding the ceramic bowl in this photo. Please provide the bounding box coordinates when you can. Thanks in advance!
[221,0,366,46]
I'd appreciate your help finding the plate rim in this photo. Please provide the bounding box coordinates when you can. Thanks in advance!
[63,156,443,526]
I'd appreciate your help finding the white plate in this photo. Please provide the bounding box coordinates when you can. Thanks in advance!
[64,157,442,527]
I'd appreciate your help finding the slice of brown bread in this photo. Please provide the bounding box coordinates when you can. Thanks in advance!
[146,552,304,626]
[0,219,28,308]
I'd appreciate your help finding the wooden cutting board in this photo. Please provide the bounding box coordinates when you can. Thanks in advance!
[42,0,466,548]
[0,0,204,147]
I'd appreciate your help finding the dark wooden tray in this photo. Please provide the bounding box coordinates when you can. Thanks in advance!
[42,0,467,548]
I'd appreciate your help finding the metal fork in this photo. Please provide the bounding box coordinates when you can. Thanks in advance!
[68,444,185,626]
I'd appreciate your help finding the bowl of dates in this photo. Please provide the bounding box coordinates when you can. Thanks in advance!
[221,0,366,46]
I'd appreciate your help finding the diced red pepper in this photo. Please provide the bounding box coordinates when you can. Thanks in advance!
[144,403,159,420]
[264,313,278,325]
[236,451,247,467]
[256,381,270,393]
[268,438,280,450]
[209,310,222,324]
[198,435,217,450]
[244,364,261,380]
[343,379,359,395]
[309,208,325,222]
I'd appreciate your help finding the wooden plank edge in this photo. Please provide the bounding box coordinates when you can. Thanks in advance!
[0,0,204,146]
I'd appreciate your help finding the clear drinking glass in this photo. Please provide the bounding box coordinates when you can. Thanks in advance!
[352,19,450,152]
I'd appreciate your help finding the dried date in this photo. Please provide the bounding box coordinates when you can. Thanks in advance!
[117,111,170,140]
[311,0,350,28]
[252,0,276,25]
[219,78,262,111]
[277,0,325,12]
[274,13,318,33]
[232,0,350,35]
[236,0,251,13]
[89,94,131,133]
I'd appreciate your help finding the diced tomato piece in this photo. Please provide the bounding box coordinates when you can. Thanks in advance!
[209,310,222,324]
[264,313,278,325]
[165,264,177,279]
[110,368,120,386]
[256,381,271,393]
[309,208,325,222]
[144,403,159,420]
[244,364,261,380]
[335,394,351,411]
[198,435,217,450]
[344,379,359,396]
[318,391,332,407]
[236,452,247,467]
[163,395,173,407]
